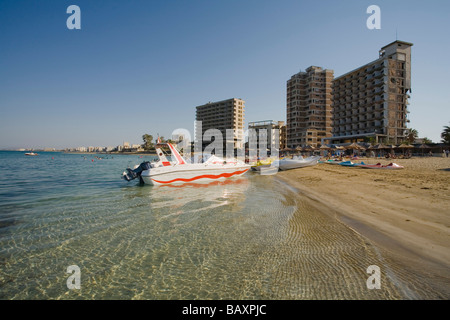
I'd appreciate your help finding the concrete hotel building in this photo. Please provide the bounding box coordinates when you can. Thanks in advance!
[328,40,413,145]
[248,120,286,152]
[286,66,333,148]
[195,98,245,151]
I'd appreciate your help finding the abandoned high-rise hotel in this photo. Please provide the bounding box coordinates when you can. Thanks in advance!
[286,66,334,148]
[287,40,413,148]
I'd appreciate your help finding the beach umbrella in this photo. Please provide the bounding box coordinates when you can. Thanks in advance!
[302,145,315,156]
[333,145,344,156]
[385,144,397,157]
[372,143,388,157]
[293,146,303,156]
[303,145,316,152]
[397,143,413,156]
[345,142,362,149]
[319,144,331,157]
[419,144,430,156]
[374,143,388,149]
[346,142,363,156]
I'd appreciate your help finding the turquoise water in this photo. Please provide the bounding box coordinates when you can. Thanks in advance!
[0,151,446,299]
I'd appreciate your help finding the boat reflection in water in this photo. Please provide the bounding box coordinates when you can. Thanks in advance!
[146,177,250,216]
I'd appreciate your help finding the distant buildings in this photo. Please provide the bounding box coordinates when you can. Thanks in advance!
[67,141,143,153]
[65,40,414,155]
[195,98,245,151]
[172,134,185,143]
[286,66,334,148]
[248,120,286,152]
[327,40,413,145]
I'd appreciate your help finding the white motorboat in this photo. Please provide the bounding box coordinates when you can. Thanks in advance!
[123,143,251,185]
[25,152,38,156]
[271,155,320,171]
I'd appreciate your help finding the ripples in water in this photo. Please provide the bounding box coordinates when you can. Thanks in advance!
[0,151,447,299]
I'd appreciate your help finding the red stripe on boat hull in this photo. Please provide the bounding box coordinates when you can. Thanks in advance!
[150,169,249,184]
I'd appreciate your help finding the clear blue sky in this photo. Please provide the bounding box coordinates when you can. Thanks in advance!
[1,0,449,149]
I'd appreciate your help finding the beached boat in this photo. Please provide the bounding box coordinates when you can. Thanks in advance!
[25,152,38,156]
[319,159,342,165]
[358,163,404,170]
[122,143,251,185]
[271,156,320,171]
[250,158,276,171]
[339,161,366,167]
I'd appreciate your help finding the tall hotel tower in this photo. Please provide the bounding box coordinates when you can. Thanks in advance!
[195,98,245,151]
[286,66,334,149]
[329,40,413,145]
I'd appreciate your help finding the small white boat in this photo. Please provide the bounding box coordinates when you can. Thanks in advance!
[25,152,38,156]
[123,143,251,185]
[271,156,320,171]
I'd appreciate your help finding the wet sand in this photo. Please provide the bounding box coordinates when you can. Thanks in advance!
[276,157,450,298]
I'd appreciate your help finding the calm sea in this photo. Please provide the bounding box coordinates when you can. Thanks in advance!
[0,151,445,299]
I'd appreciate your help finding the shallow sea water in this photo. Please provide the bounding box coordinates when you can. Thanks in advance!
[0,151,445,299]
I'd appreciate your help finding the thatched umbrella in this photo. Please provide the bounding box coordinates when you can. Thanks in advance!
[281,147,293,155]
[419,144,430,156]
[372,143,388,157]
[302,145,315,156]
[384,144,397,157]
[332,145,344,156]
[344,142,361,156]
[398,143,413,149]
[345,142,362,149]
[374,143,388,149]
[398,143,413,156]
[293,146,302,156]
[320,144,331,157]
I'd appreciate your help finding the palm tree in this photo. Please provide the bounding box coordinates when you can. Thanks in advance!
[441,125,450,145]
[142,134,154,151]
[422,137,432,144]
[364,136,376,146]
[407,128,418,144]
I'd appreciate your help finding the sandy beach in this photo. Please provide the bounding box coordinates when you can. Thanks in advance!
[277,156,450,296]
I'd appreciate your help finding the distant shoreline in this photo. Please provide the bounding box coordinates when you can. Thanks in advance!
[63,151,158,156]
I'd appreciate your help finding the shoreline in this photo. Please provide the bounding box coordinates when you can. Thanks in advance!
[63,151,157,156]
[275,157,450,297]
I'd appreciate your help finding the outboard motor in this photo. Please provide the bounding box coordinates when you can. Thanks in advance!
[122,161,151,182]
